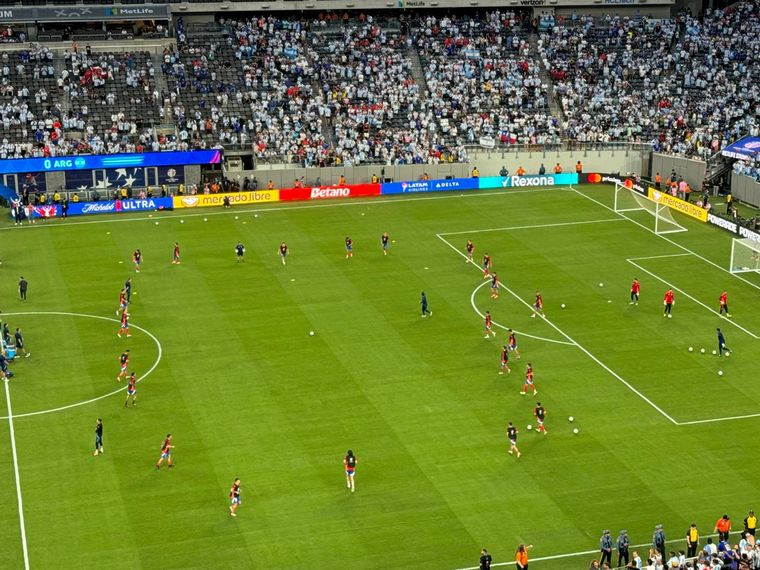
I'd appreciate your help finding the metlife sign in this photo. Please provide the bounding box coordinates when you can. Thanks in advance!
[381,178,478,195]
[0,5,169,23]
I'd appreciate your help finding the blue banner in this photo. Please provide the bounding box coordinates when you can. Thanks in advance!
[381,178,479,195]
[479,173,579,189]
[65,197,174,217]
[721,137,760,160]
[0,150,221,175]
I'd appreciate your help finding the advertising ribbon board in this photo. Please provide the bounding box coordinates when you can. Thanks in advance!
[479,173,579,189]
[381,178,478,195]
[280,184,380,202]
[647,188,707,222]
[66,197,174,216]
[173,190,279,209]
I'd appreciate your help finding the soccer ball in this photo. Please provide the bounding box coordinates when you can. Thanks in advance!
[712,350,717,355]
[688,347,693,352]
[527,425,533,431]
[598,282,604,287]
[309,331,315,336]
[561,303,566,309]
[718,371,724,377]
[700,348,706,354]
[254,214,259,218]
[573,428,579,434]
[180,220,184,224]
[235,216,239,220]
[204,218,208,222]
[725,351,731,357]
[154,221,159,225]
[568,416,574,422]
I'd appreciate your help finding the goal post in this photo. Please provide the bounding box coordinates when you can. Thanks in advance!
[613,182,687,235]
[730,238,760,274]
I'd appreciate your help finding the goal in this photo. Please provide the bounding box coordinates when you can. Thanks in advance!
[613,182,687,235]
[730,237,760,274]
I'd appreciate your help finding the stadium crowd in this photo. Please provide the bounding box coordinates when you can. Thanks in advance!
[0,4,757,165]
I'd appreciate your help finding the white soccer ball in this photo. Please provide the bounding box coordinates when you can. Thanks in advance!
[573,428,579,434]
[568,416,574,422]
[527,424,533,431]
[711,350,717,355]
[254,214,259,218]
[235,216,239,220]
[718,370,724,377]
[598,282,604,287]
[180,220,184,224]
[688,347,693,352]
[309,331,315,336]
[204,218,208,222]
[700,348,706,354]
[155,221,159,225]
[561,303,566,309]
[725,351,731,357]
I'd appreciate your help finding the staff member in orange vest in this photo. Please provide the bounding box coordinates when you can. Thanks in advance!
[714,514,731,542]
[553,163,562,174]
[267,180,274,190]
[515,544,532,569]
[575,161,583,176]
[655,172,662,189]
[515,166,526,176]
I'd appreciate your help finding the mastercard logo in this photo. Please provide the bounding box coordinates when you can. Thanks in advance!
[624,179,633,189]
[586,173,602,183]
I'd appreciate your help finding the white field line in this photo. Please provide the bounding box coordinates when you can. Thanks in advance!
[451,532,722,570]
[628,253,692,261]
[438,217,624,237]
[3,379,30,570]
[0,187,572,231]
[436,234,678,425]
[677,411,760,425]
[470,281,574,346]
[569,186,760,293]
[626,259,760,340]
[0,312,163,420]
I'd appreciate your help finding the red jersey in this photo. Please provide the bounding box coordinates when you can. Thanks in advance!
[120,352,129,366]
[127,375,136,390]
[230,483,240,498]
[121,312,129,325]
[664,290,675,304]
[501,349,509,363]
[535,294,543,308]
[631,280,640,294]
[508,333,517,347]
[174,245,180,255]
[719,292,727,306]
[161,438,171,453]
[485,314,492,328]
[526,367,534,380]
[483,255,491,268]
[491,274,499,287]
[119,291,126,305]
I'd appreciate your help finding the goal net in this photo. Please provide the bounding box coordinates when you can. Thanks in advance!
[613,182,687,235]
[730,237,760,274]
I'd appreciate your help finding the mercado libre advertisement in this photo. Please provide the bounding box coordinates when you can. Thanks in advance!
[279,184,380,201]
[478,173,579,189]
[646,187,708,223]
[173,190,279,209]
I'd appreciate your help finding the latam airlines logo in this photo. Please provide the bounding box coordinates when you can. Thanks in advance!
[310,187,350,199]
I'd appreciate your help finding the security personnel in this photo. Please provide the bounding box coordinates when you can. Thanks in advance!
[616,529,630,567]
[686,523,699,557]
[744,510,757,537]
[653,524,666,558]
[726,192,733,215]
[371,173,379,184]
[600,530,612,566]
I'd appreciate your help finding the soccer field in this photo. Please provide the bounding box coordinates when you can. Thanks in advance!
[1,184,759,570]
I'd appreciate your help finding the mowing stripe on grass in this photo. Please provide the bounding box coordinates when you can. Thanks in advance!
[438,217,624,236]
[436,233,679,425]
[626,259,760,339]
[469,281,574,346]
[3,379,30,569]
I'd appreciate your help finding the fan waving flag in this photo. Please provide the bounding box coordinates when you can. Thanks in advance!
[722,137,760,160]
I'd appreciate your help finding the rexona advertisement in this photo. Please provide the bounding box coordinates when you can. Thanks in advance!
[647,188,708,223]
[67,198,174,216]
[478,173,579,189]
[280,184,380,202]
[173,191,279,209]
[380,178,479,194]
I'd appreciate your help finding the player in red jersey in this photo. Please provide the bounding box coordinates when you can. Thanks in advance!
[482,253,491,278]
[172,242,181,264]
[663,288,675,318]
[520,363,536,396]
[719,291,731,317]
[531,291,544,318]
[534,402,547,434]
[117,309,131,337]
[156,434,174,469]
[630,278,640,305]
[229,478,241,516]
[124,372,137,407]
[116,289,127,316]
[507,329,521,359]
[133,249,142,273]
[117,349,130,382]
[499,345,511,375]
[484,311,497,338]
[490,273,500,299]
[344,450,357,493]
[465,240,475,264]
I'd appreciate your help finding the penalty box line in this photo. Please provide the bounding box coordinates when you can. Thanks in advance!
[435,233,678,425]
[3,380,31,570]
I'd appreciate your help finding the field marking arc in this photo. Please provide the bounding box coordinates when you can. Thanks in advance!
[0,187,573,231]
[3,379,30,569]
[469,281,574,346]
[435,233,679,425]
[0,311,163,420]
[626,258,760,339]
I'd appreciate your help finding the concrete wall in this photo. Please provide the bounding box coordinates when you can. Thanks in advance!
[731,172,760,208]
[650,153,707,192]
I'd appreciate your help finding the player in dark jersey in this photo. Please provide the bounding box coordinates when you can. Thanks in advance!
[94,418,104,456]
[534,402,547,434]
[345,237,353,259]
[124,372,137,407]
[124,277,132,302]
[278,242,289,265]
[117,349,130,382]
[630,278,640,305]
[117,309,131,338]
[229,478,241,516]
[172,242,181,264]
[381,232,390,256]
[521,363,536,396]
[531,291,544,318]
[484,311,497,338]
[344,449,357,492]
[506,422,521,458]
[133,249,142,273]
[507,329,521,359]
[482,253,491,279]
[235,241,245,262]
[499,345,511,375]
[156,434,174,469]
[490,273,500,299]
[14,328,30,358]
[465,240,475,264]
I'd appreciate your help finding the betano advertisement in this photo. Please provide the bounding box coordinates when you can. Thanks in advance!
[280,184,380,201]
[478,173,578,189]
[647,187,707,222]
[173,190,279,209]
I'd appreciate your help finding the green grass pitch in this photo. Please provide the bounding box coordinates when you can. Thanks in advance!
[0,184,759,569]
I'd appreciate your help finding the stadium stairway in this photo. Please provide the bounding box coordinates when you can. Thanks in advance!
[407,44,429,101]
[530,33,564,122]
